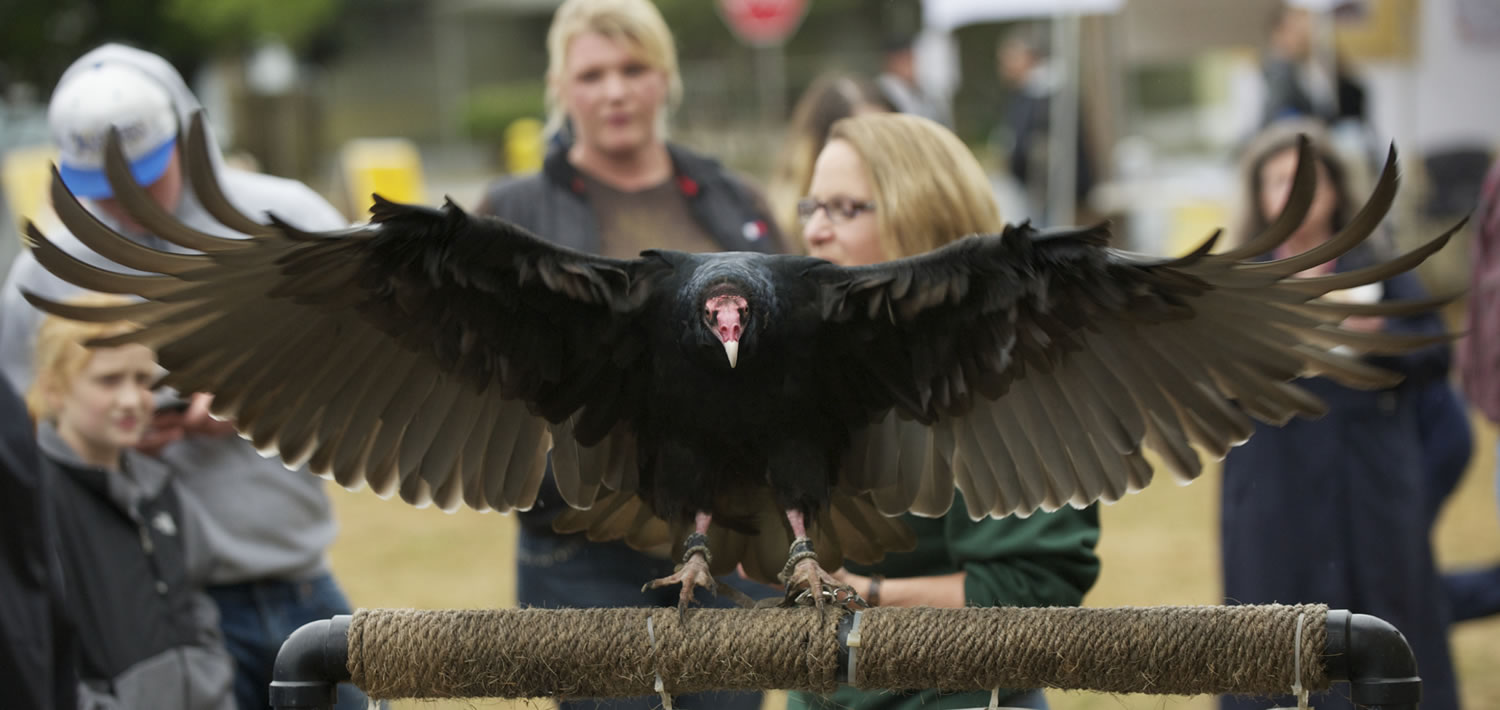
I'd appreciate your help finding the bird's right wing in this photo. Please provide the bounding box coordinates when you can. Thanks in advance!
[24,113,672,514]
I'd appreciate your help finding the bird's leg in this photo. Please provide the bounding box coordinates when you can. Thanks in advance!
[642,511,717,615]
[779,509,856,609]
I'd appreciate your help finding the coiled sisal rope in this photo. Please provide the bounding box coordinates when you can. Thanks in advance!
[345,604,1328,700]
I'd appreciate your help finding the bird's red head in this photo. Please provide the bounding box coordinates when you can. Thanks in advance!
[704,293,748,368]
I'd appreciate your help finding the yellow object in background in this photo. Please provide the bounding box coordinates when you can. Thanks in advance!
[1168,201,1230,257]
[340,138,427,217]
[504,118,544,176]
[2,144,59,240]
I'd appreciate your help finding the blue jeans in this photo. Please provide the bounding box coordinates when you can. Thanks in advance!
[518,526,780,710]
[208,573,374,710]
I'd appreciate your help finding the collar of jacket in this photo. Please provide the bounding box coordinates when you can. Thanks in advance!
[536,136,779,253]
[37,420,173,515]
[541,139,719,201]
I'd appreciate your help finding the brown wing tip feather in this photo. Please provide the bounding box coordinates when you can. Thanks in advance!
[20,219,43,249]
[265,212,320,241]
[19,289,63,315]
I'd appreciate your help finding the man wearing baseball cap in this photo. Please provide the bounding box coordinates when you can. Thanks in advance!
[0,43,373,710]
[49,61,181,210]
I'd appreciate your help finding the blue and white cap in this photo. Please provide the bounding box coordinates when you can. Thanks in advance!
[47,62,178,199]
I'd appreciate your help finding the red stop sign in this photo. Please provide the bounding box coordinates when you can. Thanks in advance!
[717,0,809,47]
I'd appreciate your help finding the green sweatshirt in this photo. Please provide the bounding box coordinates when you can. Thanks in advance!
[788,493,1101,710]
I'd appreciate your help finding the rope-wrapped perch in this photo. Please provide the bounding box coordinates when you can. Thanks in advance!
[343,604,1330,700]
[348,607,843,699]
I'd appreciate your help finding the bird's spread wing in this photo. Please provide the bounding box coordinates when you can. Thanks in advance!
[23,113,669,514]
[805,137,1460,520]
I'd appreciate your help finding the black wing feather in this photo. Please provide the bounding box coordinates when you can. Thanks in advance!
[806,138,1459,518]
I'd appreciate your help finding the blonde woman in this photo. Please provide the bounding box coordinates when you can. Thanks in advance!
[479,0,782,257]
[476,2,781,709]
[793,114,1100,710]
[28,295,235,710]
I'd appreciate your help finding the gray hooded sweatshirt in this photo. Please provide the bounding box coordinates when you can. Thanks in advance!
[0,44,348,585]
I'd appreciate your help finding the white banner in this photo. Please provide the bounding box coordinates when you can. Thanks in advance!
[921,0,1124,30]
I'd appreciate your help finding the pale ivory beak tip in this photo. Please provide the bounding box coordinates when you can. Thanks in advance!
[724,340,739,369]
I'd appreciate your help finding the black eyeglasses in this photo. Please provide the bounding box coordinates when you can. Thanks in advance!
[796,197,876,225]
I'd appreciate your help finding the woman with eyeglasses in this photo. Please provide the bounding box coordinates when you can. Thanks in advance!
[790,113,1101,710]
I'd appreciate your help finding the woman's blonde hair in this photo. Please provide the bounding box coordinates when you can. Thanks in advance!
[544,0,683,137]
[828,113,1004,259]
[767,74,892,242]
[26,293,142,423]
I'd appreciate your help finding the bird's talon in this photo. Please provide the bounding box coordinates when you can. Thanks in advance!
[780,556,861,610]
[643,551,716,612]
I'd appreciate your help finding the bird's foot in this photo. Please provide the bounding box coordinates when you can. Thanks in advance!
[642,533,716,616]
[778,537,863,610]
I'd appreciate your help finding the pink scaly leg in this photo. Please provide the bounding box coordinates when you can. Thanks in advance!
[780,509,856,609]
[643,511,716,615]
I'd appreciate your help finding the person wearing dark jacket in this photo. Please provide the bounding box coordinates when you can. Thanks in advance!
[0,375,77,710]
[26,297,235,710]
[1448,155,1500,623]
[1219,120,1459,710]
[476,1,782,709]
[996,23,1095,225]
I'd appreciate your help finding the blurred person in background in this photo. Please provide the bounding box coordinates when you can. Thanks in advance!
[0,43,372,710]
[1449,155,1500,623]
[787,112,1101,710]
[0,374,77,709]
[1254,2,1378,166]
[1218,119,1459,710]
[26,294,235,710]
[475,1,782,709]
[995,22,1095,226]
[875,34,950,128]
[1259,3,1366,129]
[766,72,891,242]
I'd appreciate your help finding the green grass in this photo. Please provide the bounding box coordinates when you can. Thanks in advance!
[325,420,1500,710]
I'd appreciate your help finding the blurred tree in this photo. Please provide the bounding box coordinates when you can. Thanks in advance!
[0,0,344,91]
[0,0,202,90]
[165,0,343,53]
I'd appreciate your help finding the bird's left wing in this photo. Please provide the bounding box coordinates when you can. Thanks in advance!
[803,138,1460,520]
[23,115,669,514]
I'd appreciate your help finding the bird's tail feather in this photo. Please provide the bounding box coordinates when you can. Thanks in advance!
[552,489,915,588]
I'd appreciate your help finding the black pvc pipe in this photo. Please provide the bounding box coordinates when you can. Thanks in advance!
[1323,610,1421,710]
[268,609,1424,710]
[270,614,352,710]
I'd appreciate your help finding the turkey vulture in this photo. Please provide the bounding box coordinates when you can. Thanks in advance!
[24,114,1457,608]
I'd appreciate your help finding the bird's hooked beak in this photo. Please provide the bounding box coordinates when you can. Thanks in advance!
[706,294,747,368]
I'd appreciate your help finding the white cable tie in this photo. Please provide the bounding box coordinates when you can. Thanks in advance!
[1293,612,1310,710]
[647,615,673,710]
[846,611,864,686]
